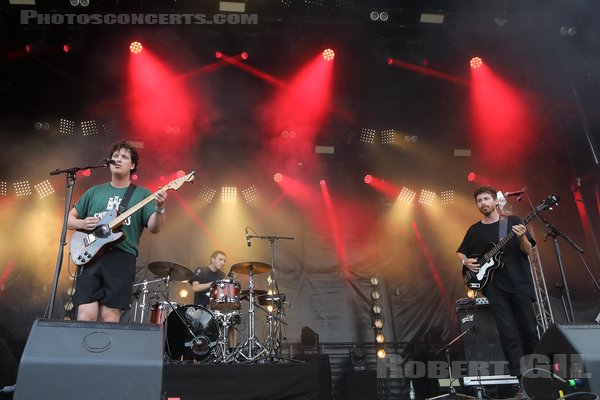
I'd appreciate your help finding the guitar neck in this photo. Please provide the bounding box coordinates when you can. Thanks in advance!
[108,193,156,230]
[485,211,537,259]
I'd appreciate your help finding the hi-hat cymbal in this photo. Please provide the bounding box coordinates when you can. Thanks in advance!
[148,261,192,281]
[230,261,271,275]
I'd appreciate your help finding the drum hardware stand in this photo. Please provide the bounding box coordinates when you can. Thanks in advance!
[229,269,268,362]
[132,276,168,323]
[428,327,478,400]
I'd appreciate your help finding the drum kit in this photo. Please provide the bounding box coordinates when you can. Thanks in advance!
[132,260,289,364]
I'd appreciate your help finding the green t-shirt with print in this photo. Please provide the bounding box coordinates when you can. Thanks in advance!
[73,183,155,257]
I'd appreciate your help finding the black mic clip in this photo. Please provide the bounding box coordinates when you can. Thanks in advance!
[103,158,117,166]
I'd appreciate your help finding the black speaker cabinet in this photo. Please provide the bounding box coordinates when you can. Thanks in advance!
[456,304,506,375]
[14,319,163,400]
[523,323,600,398]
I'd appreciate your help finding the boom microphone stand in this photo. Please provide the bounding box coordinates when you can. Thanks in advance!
[45,159,113,319]
[541,216,579,323]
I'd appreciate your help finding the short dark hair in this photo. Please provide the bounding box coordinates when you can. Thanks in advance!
[109,140,139,173]
[474,185,498,201]
[210,250,226,262]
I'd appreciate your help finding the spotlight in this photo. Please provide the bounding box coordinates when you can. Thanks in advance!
[82,169,91,177]
[370,276,379,286]
[59,118,75,135]
[81,120,98,136]
[129,41,143,54]
[200,185,216,203]
[1,181,7,197]
[364,175,373,184]
[370,11,379,21]
[273,172,283,183]
[221,186,237,203]
[80,0,89,6]
[375,332,385,343]
[370,290,381,300]
[34,180,55,199]
[418,190,436,206]
[397,187,416,205]
[320,179,326,186]
[467,172,476,182]
[381,129,395,144]
[470,57,483,69]
[179,288,188,298]
[373,318,384,329]
[359,128,376,144]
[215,51,223,59]
[131,174,138,181]
[379,11,389,21]
[242,186,259,203]
[14,181,32,197]
[322,48,335,61]
[372,304,382,314]
[387,57,393,65]
[377,348,387,359]
[467,289,476,299]
[176,170,186,178]
[25,44,32,53]
[62,44,70,53]
[440,190,454,205]
[241,52,248,60]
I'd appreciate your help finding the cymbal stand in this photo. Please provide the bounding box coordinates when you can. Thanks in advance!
[230,268,268,362]
[132,276,166,323]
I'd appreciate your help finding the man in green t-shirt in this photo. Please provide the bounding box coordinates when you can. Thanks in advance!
[67,140,167,323]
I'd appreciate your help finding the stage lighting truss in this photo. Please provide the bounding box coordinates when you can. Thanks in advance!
[102,120,120,137]
[341,126,355,144]
[418,189,436,206]
[1,181,6,196]
[199,185,216,203]
[14,181,32,197]
[34,180,55,199]
[81,120,98,136]
[359,128,376,144]
[59,118,75,135]
[221,186,237,203]
[242,186,259,203]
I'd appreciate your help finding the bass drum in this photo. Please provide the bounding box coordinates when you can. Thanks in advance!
[165,304,219,361]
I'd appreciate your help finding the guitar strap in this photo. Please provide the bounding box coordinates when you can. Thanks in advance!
[118,184,137,214]
[499,214,508,240]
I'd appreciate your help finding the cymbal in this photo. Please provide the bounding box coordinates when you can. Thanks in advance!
[230,261,271,275]
[148,261,192,281]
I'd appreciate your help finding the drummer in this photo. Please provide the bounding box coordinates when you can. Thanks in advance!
[189,250,227,307]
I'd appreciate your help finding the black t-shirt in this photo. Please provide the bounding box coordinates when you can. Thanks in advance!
[188,266,225,307]
[457,215,536,298]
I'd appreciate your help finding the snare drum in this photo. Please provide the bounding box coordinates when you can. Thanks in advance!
[210,279,241,311]
[150,301,179,325]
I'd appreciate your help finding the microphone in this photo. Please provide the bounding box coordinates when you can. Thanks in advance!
[103,158,117,166]
[245,227,251,247]
[505,190,524,197]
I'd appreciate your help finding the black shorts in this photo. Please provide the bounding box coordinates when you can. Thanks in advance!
[73,249,136,310]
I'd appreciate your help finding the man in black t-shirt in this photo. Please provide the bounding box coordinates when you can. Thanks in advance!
[457,185,538,382]
[189,250,227,307]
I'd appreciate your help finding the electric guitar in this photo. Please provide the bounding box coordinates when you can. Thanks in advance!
[70,171,195,266]
[462,194,560,291]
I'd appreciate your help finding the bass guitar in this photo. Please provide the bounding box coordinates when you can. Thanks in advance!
[70,171,195,266]
[462,194,560,291]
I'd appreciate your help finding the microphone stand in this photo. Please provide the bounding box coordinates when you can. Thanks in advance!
[541,216,579,323]
[45,160,111,319]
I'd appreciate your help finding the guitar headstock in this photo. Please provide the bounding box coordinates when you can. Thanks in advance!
[536,194,560,212]
[162,171,195,192]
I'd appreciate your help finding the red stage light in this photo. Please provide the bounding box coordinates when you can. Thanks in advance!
[63,44,70,53]
[132,174,138,181]
[470,57,483,69]
[467,172,476,182]
[364,174,373,184]
[129,41,143,55]
[322,49,335,61]
[273,172,283,183]
[215,51,223,59]
[25,44,31,53]
[176,170,186,178]
[82,169,91,177]
[320,179,326,186]
[241,52,248,60]
[387,58,393,65]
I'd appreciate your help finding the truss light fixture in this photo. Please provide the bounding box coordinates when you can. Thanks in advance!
[1,181,6,196]
[59,118,75,135]
[221,186,237,203]
[14,181,32,197]
[199,185,216,203]
[34,180,55,199]
[381,129,395,144]
[418,190,436,206]
[81,120,98,136]
[440,190,454,205]
[359,128,376,144]
[397,187,416,205]
[242,186,259,203]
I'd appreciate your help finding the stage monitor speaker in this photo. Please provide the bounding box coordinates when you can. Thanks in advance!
[456,304,506,375]
[13,319,163,400]
[523,323,600,398]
